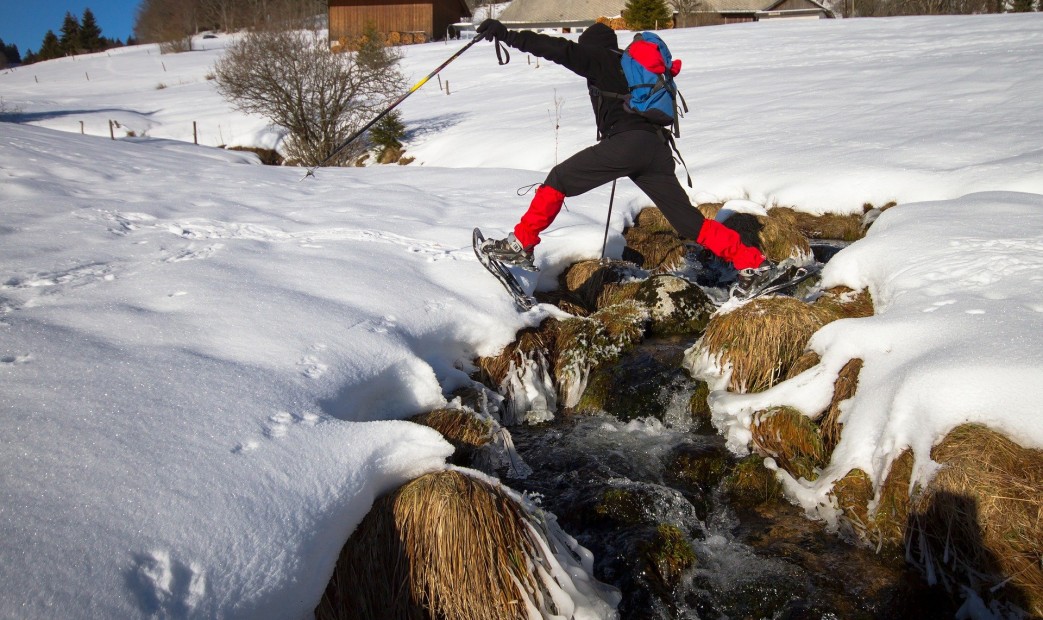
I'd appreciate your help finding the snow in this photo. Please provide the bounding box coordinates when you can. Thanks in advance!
[1,12,1043,618]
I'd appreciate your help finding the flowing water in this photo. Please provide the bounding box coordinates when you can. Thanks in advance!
[500,335,959,619]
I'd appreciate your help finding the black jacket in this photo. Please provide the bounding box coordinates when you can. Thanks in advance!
[502,25,661,140]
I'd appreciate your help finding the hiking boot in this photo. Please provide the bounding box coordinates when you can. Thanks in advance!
[481,233,538,271]
[730,259,794,299]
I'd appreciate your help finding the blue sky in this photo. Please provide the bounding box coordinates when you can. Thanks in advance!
[1,1,138,55]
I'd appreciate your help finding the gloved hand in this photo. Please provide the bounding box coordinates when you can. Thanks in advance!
[476,19,508,42]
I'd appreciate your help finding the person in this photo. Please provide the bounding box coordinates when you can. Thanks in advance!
[474,19,783,297]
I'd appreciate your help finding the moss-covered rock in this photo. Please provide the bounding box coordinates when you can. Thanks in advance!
[724,454,784,508]
[556,301,649,408]
[688,381,712,432]
[634,274,715,337]
[642,524,697,591]
[666,443,732,494]
[593,487,654,526]
[573,340,688,422]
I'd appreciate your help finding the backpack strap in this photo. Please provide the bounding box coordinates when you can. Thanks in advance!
[663,130,693,188]
[671,88,689,138]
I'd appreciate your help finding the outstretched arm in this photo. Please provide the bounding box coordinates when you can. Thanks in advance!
[476,19,599,79]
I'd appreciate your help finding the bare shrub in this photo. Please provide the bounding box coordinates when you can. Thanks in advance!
[213,29,404,166]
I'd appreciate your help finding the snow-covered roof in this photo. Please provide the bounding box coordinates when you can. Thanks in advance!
[498,0,627,25]
[695,0,832,14]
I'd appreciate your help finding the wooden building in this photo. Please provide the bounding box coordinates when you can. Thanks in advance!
[691,0,834,26]
[328,0,472,45]
[497,0,626,31]
[496,0,832,31]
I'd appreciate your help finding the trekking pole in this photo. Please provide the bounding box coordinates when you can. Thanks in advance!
[301,35,484,181]
[600,179,618,260]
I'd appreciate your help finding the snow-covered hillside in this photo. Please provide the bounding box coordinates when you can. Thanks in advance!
[1,12,1042,619]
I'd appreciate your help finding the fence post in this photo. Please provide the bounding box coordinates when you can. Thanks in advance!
[109,120,115,140]
[80,121,85,135]
[193,121,198,145]
[445,80,450,95]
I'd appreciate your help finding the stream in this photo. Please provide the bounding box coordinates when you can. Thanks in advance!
[498,334,959,619]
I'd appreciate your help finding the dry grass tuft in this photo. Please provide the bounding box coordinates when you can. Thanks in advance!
[770,207,867,242]
[702,297,830,393]
[819,358,863,456]
[831,468,875,537]
[593,300,648,343]
[756,215,812,263]
[560,260,635,312]
[622,228,687,273]
[849,429,1043,614]
[477,322,557,387]
[563,260,608,292]
[750,406,825,480]
[317,470,545,620]
[632,207,675,233]
[596,281,643,310]
[621,206,687,272]
[784,350,821,380]
[696,203,723,220]
[870,449,915,548]
[410,408,493,453]
[910,425,1043,615]
[813,286,875,321]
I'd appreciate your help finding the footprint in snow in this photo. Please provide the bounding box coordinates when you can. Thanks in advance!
[370,315,397,334]
[126,550,207,616]
[261,410,321,441]
[163,244,223,263]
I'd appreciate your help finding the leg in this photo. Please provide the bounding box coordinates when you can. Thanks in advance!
[514,136,639,248]
[629,137,765,270]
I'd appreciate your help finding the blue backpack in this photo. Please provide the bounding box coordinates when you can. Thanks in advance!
[605,32,688,137]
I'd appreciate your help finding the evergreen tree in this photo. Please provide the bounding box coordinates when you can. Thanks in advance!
[370,110,407,162]
[39,30,63,61]
[79,8,104,51]
[0,38,20,66]
[59,12,81,55]
[622,0,674,30]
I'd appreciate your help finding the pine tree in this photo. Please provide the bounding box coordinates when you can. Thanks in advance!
[0,38,18,66]
[5,42,20,65]
[39,30,63,61]
[59,12,81,55]
[79,8,104,52]
[371,111,406,157]
[622,0,674,30]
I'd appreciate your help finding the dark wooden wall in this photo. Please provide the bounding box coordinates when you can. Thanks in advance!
[329,0,469,41]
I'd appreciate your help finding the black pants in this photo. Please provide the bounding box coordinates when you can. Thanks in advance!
[543,129,705,240]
